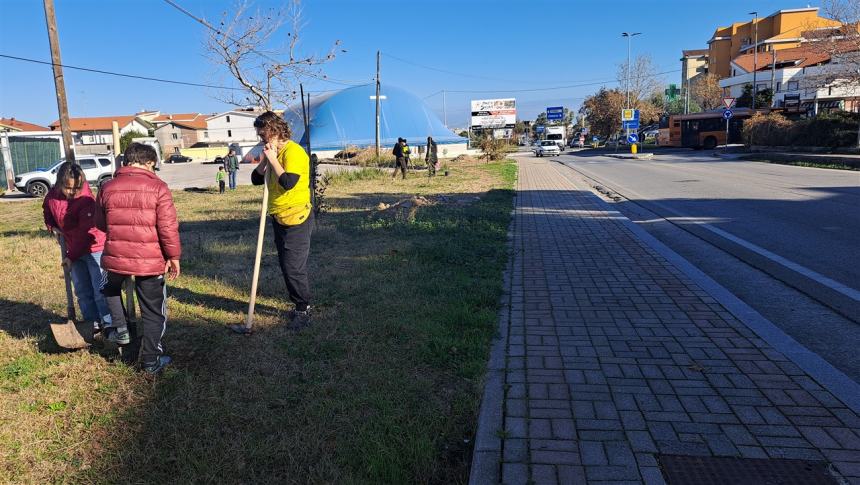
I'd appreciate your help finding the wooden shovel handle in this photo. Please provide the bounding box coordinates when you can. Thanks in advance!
[246,178,269,328]
[57,234,76,321]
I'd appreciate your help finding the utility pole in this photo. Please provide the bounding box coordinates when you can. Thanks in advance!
[750,11,758,111]
[770,49,777,108]
[375,50,381,159]
[43,0,75,164]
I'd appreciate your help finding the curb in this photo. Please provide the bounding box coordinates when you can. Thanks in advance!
[606,153,654,160]
[468,199,516,485]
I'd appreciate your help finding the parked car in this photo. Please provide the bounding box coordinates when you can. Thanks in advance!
[166,154,192,164]
[532,140,561,157]
[14,156,115,197]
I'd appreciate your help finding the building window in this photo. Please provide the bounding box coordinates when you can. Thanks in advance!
[732,69,736,76]
[172,133,178,140]
[776,82,781,92]
[787,80,799,91]
[204,131,209,139]
[226,115,231,123]
[227,129,232,137]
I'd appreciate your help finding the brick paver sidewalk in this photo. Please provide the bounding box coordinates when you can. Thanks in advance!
[471,157,860,484]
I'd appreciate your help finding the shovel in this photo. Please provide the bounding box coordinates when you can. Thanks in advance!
[49,235,89,349]
[230,148,269,335]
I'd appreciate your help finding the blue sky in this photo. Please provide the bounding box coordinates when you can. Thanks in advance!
[1,0,804,128]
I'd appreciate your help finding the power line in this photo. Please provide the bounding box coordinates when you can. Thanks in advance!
[382,52,542,84]
[161,0,370,87]
[0,53,249,90]
[425,69,680,95]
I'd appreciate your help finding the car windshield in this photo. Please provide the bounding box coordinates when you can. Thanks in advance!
[546,134,562,140]
[541,141,556,146]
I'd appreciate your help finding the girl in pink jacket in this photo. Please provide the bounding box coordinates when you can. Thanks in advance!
[43,162,110,331]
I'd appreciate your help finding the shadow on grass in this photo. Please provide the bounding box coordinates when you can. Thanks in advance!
[64,186,516,484]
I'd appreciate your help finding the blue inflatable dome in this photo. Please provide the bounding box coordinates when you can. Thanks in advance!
[284,84,466,151]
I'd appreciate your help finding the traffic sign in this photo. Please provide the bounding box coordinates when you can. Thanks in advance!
[622,120,640,130]
[723,109,733,119]
[627,133,639,144]
[535,125,545,133]
[722,97,736,109]
[581,127,589,135]
[592,136,599,142]
[546,106,564,120]
[621,109,639,121]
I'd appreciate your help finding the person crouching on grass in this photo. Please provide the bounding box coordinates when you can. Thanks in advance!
[96,142,181,375]
[43,162,111,334]
[250,111,314,330]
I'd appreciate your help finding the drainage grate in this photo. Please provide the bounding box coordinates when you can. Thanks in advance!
[657,454,839,485]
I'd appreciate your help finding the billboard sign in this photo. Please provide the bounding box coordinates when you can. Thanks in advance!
[470,98,517,129]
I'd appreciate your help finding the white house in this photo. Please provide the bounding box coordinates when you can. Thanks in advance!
[719,44,860,114]
[48,115,153,152]
[205,110,260,143]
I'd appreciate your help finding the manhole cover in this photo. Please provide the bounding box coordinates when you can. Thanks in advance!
[657,455,838,485]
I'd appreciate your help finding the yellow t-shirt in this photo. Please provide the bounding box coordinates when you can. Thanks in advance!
[267,140,312,225]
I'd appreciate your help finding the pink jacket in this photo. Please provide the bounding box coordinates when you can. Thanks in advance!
[95,166,181,276]
[42,181,106,262]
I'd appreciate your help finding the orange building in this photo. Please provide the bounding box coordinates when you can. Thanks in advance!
[705,7,842,79]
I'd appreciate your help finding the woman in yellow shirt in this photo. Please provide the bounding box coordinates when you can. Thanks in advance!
[250,111,313,330]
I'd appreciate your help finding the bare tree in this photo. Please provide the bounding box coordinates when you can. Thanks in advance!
[616,54,663,123]
[691,73,724,111]
[205,0,344,110]
[801,1,860,101]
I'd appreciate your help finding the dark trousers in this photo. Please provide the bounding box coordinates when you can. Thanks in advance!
[427,157,437,176]
[103,272,167,366]
[393,157,407,179]
[219,180,226,193]
[272,212,313,311]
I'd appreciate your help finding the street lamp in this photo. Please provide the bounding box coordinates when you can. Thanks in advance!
[622,32,642,109]
[749,11,758,110]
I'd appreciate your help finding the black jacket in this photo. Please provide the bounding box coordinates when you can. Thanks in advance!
[392,143,403,158]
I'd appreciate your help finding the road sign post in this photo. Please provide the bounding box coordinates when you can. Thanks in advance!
[723,109,733,151]
[546,106,564,121]
[621,109,640,154]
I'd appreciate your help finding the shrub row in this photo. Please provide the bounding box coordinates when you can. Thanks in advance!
[743,111,859,148]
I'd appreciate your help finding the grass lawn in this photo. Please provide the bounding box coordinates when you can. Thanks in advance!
[0,159,516,484]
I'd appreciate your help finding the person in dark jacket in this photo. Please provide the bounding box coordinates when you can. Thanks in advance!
[425,136,438,177]
[43,162,110,332]
[224,149,240,190]
[96,142,181,375]
[392,138,407,179]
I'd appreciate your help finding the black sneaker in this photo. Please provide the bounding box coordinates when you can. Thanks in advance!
[287,308,312,331]
[141,355,172,375]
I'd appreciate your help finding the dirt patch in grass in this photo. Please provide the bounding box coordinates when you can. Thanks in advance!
[0,159,517,484]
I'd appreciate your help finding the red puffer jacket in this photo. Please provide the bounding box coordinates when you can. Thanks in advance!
[42,181,105,262]
[95,166,181,276]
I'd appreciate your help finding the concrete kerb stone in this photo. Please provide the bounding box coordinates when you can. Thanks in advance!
[550,162,860,415]
[469,218,517,485]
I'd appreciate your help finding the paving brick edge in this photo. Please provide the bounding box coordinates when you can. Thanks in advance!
[551,160,860,414]
[469,207,516,485]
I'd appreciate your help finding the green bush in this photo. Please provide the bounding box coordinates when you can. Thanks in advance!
[791,111,859,148]
[744,111,859,148]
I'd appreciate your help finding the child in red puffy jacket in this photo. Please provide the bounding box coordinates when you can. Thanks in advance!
[43,162,110,332]
[96,143,181,375]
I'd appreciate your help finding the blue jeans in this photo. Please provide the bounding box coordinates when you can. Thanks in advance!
[228,170,238,189]
[69,251,110,323]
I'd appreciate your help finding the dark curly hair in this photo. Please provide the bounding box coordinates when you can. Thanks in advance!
[253,111,292,142]
[125,142,158,166]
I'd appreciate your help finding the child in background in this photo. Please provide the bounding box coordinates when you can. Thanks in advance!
[43,162,111,333]
[96,143,181,375]
[216,166,226,194]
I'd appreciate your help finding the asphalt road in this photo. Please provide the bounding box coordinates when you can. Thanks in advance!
[543,149,860,381]
[557,149,860,299]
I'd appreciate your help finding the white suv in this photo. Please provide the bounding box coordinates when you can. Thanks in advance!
[14,156,115,197]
